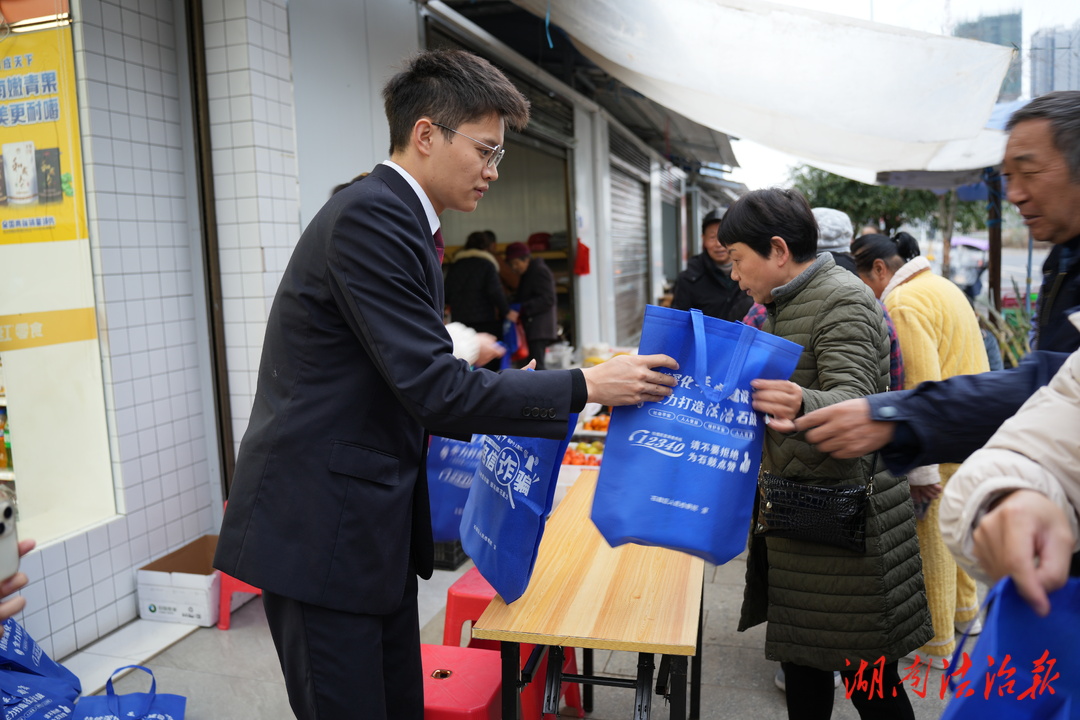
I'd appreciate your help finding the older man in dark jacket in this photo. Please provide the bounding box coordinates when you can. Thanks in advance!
[672,208,754,322]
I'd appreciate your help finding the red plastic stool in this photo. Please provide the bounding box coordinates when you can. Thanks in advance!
[442,567,500,650]
[422,644,501,720]
[217,502,262,630]
[443,567,583,718]
[218,571,262,630]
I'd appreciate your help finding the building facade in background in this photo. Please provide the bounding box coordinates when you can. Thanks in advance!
[1031,21,1080,95]
[954,12,1022,101]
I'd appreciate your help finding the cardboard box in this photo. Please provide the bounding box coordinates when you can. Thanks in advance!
[137,535,220,627]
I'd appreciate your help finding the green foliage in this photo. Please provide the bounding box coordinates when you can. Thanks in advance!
[789,165,986,236]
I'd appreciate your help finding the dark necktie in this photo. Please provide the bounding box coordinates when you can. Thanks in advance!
[433,228,444,264]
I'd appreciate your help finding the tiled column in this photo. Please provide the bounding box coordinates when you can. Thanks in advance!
[202,0,300,454]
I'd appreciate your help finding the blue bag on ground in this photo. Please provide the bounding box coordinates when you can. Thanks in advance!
[73,665,186,720]
[0,618,81,699]
[427,434,485,542]
[939,577,1079,720]
[459,418,576,603]
[0,669,78,718]
[591,305,801,564]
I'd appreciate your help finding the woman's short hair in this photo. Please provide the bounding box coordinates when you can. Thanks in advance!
[717,188,818,263]
[382,50,530,155]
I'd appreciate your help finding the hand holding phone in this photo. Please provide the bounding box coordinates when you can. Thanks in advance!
[0,489,19,580]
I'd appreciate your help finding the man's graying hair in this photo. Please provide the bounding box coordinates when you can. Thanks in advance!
[1007,91,1080,184]
[382,50,530,155]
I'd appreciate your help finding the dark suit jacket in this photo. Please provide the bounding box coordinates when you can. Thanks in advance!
[214,164,579,615]
[516,257,558,343]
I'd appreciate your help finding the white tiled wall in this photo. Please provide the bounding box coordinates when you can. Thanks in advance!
[202,0,300,452]
[11,0,263,660]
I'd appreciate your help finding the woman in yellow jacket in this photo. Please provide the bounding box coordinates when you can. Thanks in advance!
[852,231,991,663]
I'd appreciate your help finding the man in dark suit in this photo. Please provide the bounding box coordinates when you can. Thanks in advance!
[213,50,678,720]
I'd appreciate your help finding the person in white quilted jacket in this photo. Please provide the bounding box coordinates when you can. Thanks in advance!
[940,312,1080,617]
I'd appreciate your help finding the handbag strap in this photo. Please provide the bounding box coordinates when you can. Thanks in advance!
[106,664,157,720]
[863,452,887,495]
[690,308,756,403]
[945,578,1006,691]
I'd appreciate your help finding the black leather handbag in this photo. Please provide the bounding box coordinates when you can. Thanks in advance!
[754,471,873,552]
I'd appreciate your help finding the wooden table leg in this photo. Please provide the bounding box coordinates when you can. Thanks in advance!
[633,653,654,720]
[501,641,521,720]
[668,655,688,720]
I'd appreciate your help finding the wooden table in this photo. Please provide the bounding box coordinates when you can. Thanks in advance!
[473,470,705,719]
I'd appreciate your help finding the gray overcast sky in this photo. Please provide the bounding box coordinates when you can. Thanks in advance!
[728,0,1079,189]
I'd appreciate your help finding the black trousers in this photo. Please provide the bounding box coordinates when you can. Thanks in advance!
[782,660,914,720]
[262,572,423,720]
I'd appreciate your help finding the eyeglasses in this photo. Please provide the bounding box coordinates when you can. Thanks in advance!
[432,123,505,169]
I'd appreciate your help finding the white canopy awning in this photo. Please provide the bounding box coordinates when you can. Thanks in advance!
[510,0,1014,177]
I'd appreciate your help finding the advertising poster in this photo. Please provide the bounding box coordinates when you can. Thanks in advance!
[0,23,115,543]
[0,24,87,245]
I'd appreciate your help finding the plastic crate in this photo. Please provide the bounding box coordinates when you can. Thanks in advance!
[434,540,468,571]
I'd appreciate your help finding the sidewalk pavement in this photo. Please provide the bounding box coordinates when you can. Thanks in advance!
[101,553,964,719]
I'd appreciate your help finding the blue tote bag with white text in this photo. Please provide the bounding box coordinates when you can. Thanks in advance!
[0,619,81,700]
[592,305,801,564]
[427,435,485,542]
[459,418,576,603]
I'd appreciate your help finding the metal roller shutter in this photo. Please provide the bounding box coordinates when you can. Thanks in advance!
[610,165,648,346]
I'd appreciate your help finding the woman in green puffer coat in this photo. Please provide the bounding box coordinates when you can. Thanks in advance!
[718,189,932,720]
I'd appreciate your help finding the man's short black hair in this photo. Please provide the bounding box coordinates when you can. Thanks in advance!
[382,50,530,155]
[717,188,818,263]
[701,207,726,235]
[1007,91,1080,185]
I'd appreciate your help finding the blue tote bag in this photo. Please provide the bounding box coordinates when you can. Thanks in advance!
[0,669,78,719]
[427,434,485,542]
[592,305,801,564]
[73,665,186,720]
[0,619,81,700]
[940,576,1079,720]
[458,418,576,603]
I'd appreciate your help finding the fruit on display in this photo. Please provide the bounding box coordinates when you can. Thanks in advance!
[582,414,610,431]
[562,440,603,466]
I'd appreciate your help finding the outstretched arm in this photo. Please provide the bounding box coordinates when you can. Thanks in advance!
[797,351,1069,473]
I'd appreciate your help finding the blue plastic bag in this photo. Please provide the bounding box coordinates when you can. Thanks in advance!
[939,577,1079,720]
[591,305,802,564]
[73,665,186,720]
[0,669,78,718]
[459,418,576,603]
[0,618,81,700]
[427,434,485,542]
